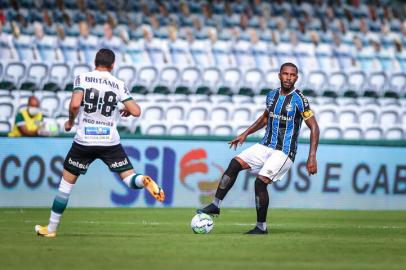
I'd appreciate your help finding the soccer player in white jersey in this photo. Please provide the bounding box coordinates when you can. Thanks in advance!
[35,49,165,238]
[198,63,319,234]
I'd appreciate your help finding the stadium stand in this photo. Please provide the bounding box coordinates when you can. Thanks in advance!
[0,0,405,140]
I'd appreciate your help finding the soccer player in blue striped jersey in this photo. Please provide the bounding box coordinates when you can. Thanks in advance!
[198,63,319,234]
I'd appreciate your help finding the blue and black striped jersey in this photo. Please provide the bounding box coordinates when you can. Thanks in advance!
[260,88,314,161]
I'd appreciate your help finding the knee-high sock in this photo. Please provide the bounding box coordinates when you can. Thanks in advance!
[48,178,74,232]
[254,178,269,230]
[214,158,243,205]
[123,173,144,189]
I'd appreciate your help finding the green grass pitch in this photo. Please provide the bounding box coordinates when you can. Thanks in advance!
[1,208,405,270]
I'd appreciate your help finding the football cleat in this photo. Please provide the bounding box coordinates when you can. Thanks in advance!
[196,203,220,216]
[35,225,57,238]
[245,226,268,235]
[143,176,165,202]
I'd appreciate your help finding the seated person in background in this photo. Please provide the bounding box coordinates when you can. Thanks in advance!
[8,96,43,137]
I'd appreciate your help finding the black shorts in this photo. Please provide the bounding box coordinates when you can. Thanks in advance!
[63,142,133,176]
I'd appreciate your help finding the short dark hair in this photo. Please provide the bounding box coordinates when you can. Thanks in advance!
[280,62,298,74]
[95,48,115,68]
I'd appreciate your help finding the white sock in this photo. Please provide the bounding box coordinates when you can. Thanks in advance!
[257,222,267,231]
[48,211,62,232]
[123,174,145,189]
[213,197,222,207]
[48,178,74,232]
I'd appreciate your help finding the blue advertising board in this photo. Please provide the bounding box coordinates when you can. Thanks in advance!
[0,138,405,210]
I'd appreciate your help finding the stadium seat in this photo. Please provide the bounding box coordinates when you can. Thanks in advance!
[321,125,342,139]
[175,67,201,95]
[212,123,234,136]
[166,104,188,121]
[132,66,159,94]
[305,70,328,96]
[140,122,167,135]
[196,67,222,95]
[116,66,136,88]
[0,102,14,119]
[0,119,11,133]
[40,95,60,117]
[190,124,211,136]
[153,66,180,94]
[338,107,359,127]
[359,106,380,126]
[239,68,264,96]
[343,126,363,140]
[231,105,252,123]
[20,63,49,91]
[0,62,26,90]
[364,72,387,97]
[263,69,280,92]
[325,71,348,97]
[363,126,384,140]
[210,105,231,122]
[317,105,338,125]
[168,124,189,136]
[187,106,210,121]
[384,127,404,140]
[379,108,400,127]
[388,73,406,97]
[345,71,367,97]
[217,68,242,96]
[44,63,71,91]
[141,105,165,121]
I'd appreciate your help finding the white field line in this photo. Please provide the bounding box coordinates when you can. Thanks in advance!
[17,220,405,229]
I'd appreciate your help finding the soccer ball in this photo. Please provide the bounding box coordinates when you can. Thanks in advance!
[191,213,214,234]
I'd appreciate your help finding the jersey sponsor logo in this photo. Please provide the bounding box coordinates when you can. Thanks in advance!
[109,158,129,169]
[269,111,293,121]
[85,126,111,135]
[83,118,113,127]
[68,157,89,170]
[85,76,119,89]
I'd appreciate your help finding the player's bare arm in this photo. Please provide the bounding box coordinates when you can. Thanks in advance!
[305,116,319,175]
[228,110,269,150]
[123,99,141,117]
[65,90,84,131]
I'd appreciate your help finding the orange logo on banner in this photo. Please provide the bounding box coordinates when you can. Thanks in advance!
[179,148,224,205]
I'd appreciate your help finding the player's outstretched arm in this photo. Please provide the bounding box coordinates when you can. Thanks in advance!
[123,99,141,117]
[228,110,268,150]
[304,116,319,175]
[65,91,84,131]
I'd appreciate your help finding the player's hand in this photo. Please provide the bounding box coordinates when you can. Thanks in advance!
[120,109,131,117]
[306,156,317,176]
[64,120,73,132]
[228,134,247,150]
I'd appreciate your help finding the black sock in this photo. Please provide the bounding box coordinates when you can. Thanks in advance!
[254,178,269,223]
[215,158,243,200]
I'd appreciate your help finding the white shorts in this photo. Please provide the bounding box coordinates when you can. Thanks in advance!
[237,143,293,182]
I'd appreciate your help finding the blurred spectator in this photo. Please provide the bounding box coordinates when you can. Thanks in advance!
[332,33,353,71]
[11,21,37,62]
[394,39,406,72]
[352,35,377,72]
[98,22,121,61]
[78,21,98,64]
[8,96,43,137]
[209,27,236,68]
[186,28,213,68]
[167,25,193,67]
[57,25,80,63]
[33,21,61,62]
[311,31,340,73]
[0,20,17,60]
[250,28,276,70]
[232,27,255,69]
[143,25,168,66]
[125,26,150,65]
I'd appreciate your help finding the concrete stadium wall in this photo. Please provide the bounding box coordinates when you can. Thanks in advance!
[0,137,405,210]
